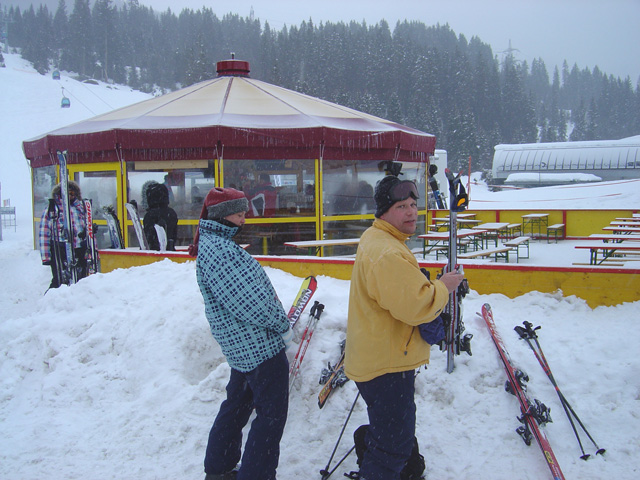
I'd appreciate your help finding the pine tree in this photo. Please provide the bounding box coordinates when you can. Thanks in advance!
[92,0,119,81]
[64,0,93,76]
[52,0,69,67]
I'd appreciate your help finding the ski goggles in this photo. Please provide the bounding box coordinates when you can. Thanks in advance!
[389,180,419,202]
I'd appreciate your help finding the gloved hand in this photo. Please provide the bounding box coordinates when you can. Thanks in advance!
[282,326,295,349]
[43,261,51,266]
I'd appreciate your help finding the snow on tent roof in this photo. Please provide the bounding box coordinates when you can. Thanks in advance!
[23,59,436,167]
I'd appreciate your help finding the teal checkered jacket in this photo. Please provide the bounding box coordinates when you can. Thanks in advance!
[196,219,289,372]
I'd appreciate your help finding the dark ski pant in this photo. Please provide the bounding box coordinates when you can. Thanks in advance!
[204,349,289,480]
[356,371,417,480]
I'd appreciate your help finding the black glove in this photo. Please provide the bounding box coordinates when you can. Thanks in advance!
[43,261,51,266]
[78,229,86,239]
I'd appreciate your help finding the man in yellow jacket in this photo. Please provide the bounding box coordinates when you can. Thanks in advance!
[345,174,464,480]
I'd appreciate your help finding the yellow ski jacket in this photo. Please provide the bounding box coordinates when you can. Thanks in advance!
[345,219,450,382]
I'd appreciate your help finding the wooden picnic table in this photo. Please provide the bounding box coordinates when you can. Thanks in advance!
[610,221,640,227]
[602,226,640,234]
[434,213,476,219]
[284,238,360,256]
[431,217,482,230]
[522,213,549,238]
[575,242,640,265]
[472,222,510,247]
[588,234,640,243]
[418,229,486,258]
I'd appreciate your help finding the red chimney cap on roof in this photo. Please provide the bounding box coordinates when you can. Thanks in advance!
[216,58,250,77]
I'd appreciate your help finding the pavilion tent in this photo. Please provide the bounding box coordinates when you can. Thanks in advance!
[23,59,436,167]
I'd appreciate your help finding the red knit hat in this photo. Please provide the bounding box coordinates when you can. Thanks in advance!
[188,187,249,256]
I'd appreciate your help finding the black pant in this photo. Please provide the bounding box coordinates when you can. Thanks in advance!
[355,371,417,480]
[204,349,289,480]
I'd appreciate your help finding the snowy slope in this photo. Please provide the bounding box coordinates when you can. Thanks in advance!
[1,51,639,480]
[0,52,151,223]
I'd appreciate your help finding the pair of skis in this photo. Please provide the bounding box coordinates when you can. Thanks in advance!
[286,276,322,391]
[289,300,325,391]
[107,202,154,250]
[481,303,565,480]
[514,320,605,460]
[56,151,78,286]
[125,202,150,249]
[317,339,348,408]
[442,168,472,373]
[103,205,124,249]
[284,276,347,402]
[83,198,99,274]
[55,150,99,285]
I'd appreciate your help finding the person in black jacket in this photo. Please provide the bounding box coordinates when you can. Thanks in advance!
[143,183,178,250]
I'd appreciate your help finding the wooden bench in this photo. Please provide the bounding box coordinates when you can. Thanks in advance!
[503,235,531,261]
[572,262,626,267]
[421,244,448,259]
[457,245,514,262]
[546,223,565,243]
[506,223,522,239]
[574,242,640,265]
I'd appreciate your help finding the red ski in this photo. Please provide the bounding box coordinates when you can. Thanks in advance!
[481,303,565,480]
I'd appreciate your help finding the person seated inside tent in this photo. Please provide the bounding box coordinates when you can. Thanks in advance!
[248,173,278,217]
[143,183,178,251]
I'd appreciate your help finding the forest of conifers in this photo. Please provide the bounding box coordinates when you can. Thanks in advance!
[2,0,639,171]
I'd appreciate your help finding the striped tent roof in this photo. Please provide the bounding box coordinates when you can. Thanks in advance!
[23,59,436,168]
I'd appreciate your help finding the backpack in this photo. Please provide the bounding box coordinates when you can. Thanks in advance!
[353,424,425,480]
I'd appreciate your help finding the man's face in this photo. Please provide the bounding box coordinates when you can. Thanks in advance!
[379,197,418,235]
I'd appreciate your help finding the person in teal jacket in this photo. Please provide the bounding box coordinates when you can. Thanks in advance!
[190,187,292,480]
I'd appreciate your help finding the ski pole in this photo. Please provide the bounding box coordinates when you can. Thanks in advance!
[520,321,605,455]
[515,322,605,458]
[319,391,360,479]
[319,445,355,480]
[515,323,589,459]
[531,332,605,456]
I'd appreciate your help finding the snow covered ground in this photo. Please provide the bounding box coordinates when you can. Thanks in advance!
[1,51,640,479]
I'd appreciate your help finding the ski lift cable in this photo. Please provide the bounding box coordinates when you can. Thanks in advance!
[61,85,97,115]
[76,79,115,110]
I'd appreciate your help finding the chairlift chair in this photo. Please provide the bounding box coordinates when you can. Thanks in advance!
[60,86,70,108]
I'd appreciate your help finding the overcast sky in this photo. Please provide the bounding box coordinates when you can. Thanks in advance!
[140,0,640,83]
[8,0,640,82]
